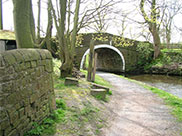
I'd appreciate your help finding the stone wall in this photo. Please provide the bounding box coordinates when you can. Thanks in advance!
[0,49,56,136]
[74,33,146,73]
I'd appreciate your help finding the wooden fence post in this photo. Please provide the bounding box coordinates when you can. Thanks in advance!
[87,39,95,82]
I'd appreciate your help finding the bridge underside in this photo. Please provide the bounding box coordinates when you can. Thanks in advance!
[95,48,124,73]
[81,47,124,74]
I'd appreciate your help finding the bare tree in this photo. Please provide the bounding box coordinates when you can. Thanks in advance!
[0,0,2,30]
[50,0,81,77]
[162,0,182,47]
[77,0,120,33]
[140,0,161,59]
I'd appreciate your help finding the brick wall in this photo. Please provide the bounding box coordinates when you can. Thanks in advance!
[0,49,56,136]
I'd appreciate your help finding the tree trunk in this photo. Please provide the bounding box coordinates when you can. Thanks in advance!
[150,25,161,59]
[70,0,81,59]
[13,0,34,48]
[140,0,161,59]
[45,0,53,53]
[166,26,171,49]
[60,45,73,77]
[37,0,41,43]
[0,0,3,30]
[29,0,36,43]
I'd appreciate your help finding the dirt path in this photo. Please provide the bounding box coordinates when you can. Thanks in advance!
[98,72,182,136]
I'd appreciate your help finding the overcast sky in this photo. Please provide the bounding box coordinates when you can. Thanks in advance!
[2,0,182,43]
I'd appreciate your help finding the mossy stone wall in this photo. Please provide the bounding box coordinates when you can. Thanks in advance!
[0,49,56,136]
[75,33,142,73]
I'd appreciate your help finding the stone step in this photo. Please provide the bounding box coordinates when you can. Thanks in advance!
[91,83,109,92]
[90,89,107,99]
[64,77,79,86]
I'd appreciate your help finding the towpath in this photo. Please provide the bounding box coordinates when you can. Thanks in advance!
[98,72,182,136]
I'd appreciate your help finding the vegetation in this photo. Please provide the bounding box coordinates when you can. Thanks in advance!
[144,48,182,75]
[25,59,112,136]
[81,69,111,88]
[136,42,153,67]
[24,99,66,136]
[145,86,182,122]
[140,0,161,59]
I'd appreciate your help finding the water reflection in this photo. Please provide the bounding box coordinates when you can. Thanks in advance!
[129,74,182,98]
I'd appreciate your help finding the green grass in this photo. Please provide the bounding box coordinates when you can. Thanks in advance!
[81,69,112,102]
[24,99,66,136]
[25,60,111,136]
[162,48,182,53]
[145,86,182,121]
[81,69,112,88]
[119,75,182,122]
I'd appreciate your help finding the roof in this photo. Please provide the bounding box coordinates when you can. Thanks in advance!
[0,30,15,40]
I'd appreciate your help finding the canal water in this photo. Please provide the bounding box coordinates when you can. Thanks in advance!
[129,74,182,98]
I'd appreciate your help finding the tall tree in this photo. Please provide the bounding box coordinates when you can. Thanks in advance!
[162,0,182,47]
[140,0,161,59]
[0,0,2,30]
[77,0,119,33]
[12,0,52,48]
[13,0,34,48]
[50,0,81,77]
[37,0,41,43]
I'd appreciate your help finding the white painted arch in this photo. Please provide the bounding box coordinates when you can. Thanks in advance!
[80,44,125,71]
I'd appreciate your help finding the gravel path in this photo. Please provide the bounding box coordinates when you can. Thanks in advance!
[98,72,182,136]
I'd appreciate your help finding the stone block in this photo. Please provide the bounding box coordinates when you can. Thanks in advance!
[7,129,19,136]
[30,61,37,68]
[30,93,38,104]
[2,51,16,66]
[0,107,8,119]
[18,108,25,118]
[3,126,12,136]
[7,93,20,105]
[0,118,10,130]
[25,62,31,68]
[0,67,5,76]
[37,50,47,60]
[45,59,53,72]
[9,111,19,127]
[28,49,41,61]
[5,66,15,74]
[90,89,107,99]
[91,83,109,92]
[0,54,5,67]
[11,51,24,64]
[1,81,13,93]
[64,77,79,86]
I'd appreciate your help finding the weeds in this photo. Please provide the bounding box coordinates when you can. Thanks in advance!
[24,99,67,136]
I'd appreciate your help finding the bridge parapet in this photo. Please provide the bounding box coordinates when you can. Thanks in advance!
[74,33,152,73]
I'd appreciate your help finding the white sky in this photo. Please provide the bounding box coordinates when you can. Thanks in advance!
[2,0,182,43]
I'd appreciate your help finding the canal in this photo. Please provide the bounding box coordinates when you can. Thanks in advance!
[129,74,182,98]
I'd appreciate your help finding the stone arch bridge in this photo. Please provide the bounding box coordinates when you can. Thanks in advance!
[74,33,149,73]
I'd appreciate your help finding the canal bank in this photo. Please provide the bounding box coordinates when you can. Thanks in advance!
[143,49,182,76]
[97,72,182,136]
[129,74,182,98]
